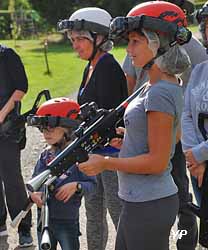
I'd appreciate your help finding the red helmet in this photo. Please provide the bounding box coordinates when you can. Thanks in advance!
[36,97,80,119]
[109,1,191,45]
[127,1,187,27]
[28,97,80,129]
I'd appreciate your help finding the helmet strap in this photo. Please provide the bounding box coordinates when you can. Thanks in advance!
[53,136,67,149]
[88,32,108,61]
[142,47,167,70]
[53,130,72,149]
[88,33,98,61]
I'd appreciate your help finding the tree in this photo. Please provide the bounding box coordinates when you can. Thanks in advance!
[29,0,141,27]
[30,0,77,26]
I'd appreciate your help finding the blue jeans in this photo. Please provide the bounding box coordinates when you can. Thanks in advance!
[37,218,80,250]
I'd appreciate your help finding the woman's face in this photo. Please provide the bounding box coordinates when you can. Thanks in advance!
[127,31,154,68]
[42,127,66,145]
[70,31,93,60]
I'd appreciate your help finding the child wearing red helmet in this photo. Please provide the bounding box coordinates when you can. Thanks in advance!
[29,97,96,250]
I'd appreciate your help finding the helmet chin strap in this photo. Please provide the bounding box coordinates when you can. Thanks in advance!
[52,132,71,149]
[88,32,108,61]
[142,47,167,70]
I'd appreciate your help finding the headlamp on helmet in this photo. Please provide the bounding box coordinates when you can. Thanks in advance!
[109,15,191,46]
[109,1,191,46]
[194,2,208,49]
[196,3,208,24]
[57,19,109,36]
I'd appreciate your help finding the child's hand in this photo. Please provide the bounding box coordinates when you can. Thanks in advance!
[110,127,125,149]
[30,192,43,208]
[55,182,77,203]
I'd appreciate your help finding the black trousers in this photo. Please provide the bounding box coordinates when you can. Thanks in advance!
[171,141,198,250]
[116,194,179,250]
[0,139,31,232]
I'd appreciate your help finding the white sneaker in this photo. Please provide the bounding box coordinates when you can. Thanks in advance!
[0,225,8,237]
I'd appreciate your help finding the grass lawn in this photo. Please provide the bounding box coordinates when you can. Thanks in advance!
[0,37,126,111]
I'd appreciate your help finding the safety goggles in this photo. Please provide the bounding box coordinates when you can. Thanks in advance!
[109,15,191,46]
[57,19,109,36]
[27,115,80,131]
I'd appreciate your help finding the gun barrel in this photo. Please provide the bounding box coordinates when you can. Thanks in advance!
[26,169,51,192]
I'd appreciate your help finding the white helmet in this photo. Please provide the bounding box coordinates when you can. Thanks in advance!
[58,7,112,36]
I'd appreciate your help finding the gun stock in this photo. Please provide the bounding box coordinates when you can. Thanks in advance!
[10,198,33,228]
[0,90,51,138]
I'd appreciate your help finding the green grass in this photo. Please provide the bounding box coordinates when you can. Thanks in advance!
[0,38,126,111]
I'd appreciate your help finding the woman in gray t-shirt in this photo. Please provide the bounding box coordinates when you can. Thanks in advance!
[79,2,191,250]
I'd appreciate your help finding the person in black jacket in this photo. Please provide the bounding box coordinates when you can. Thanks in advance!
[58,7,128,250]
[0,45,33,247]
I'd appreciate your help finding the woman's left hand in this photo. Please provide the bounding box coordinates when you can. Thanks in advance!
[188,162,206,188]
[55,182,77,203]
[79,154,105,176]
[184,149,198,166]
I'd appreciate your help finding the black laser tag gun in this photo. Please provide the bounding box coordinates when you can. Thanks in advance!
[0,90,51,138]
[11,84,145,228]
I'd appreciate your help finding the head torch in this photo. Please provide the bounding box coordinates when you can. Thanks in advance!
[27,115,80,131]
[109,15,191,46]
[57,19,109,35]
[196,5,208,23]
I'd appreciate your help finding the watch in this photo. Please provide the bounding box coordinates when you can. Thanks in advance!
[76,182,83,194]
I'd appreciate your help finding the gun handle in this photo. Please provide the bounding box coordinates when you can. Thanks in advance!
[40,229,51,250]
[14,101,21,116]
[10,199,33,228]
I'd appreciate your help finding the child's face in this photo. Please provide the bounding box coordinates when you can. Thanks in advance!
[42,127,66,145]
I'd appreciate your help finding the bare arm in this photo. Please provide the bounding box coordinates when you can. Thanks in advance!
[79,111,173,175]
[0,90,25,123]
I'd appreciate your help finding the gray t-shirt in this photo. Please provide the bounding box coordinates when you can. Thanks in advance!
[122,36,208,90]
[119,81,183,202]
[181,61,208,163]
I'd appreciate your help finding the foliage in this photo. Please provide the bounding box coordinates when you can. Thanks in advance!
[0,15,12,39]
[29,0,140,27]
[30,0,77,27]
